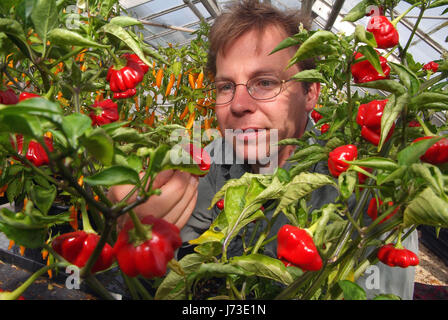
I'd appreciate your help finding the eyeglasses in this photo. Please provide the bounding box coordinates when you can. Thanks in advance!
[209,76,293,105]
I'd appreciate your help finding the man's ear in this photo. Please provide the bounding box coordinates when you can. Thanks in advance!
[304,82,321,112]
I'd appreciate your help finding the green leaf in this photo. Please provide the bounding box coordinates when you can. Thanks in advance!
[0,221,46,249]
[109,16,142,27]
[342,0,374,22]
[389,62,420,96]
[354,25,377,47]
[429,0,448,8]
[48,28,110,48]
[196,263,253,278]
[379,94,408,151]
[155,253,210,300]
[373,294,401,300]
[346,157,399,171]
[61,113,92,149]
[81,127,114,165]
[30,184,56,215]
[30,0,58,52]
[404,187,448,228]
[231,254,296,285]
[270,35,301,55]
[149,144,170,175]
[274,172,336,217]
[338,280,367,300]
[288,30,338,65]
[338,171,357,200]
[0,97,62,124]
[357,46,384,76]
[410,92,448,109]
[0,18,33,59]
[0,114,43,137]
[102,23,151,67]
[397,136,442,166]
[84,166,140,187]
[354,80,407,95]
[291,69,328,84]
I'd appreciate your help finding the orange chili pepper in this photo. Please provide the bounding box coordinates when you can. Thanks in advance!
[155,68,164,88]
[188,73,195,89]
[186,111,195,130]
[47,256,53,278]
[134,96,140,112]
[78,175,84,187]
[174,73,182,96]
[165,74,175,97]
[20,246,26,256]
[69,205,78,231]
[196,72,204,89]
[8,240,14,250]
[42,249,49,261]
[179,105,189,120]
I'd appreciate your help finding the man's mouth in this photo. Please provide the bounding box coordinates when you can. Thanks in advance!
[233,128,268,141]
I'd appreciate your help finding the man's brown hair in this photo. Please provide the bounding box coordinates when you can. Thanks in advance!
[206,0,315,83]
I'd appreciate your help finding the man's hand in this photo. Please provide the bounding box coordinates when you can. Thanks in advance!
[108,170,199,231]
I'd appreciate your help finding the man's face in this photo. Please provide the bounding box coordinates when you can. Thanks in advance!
[215,24,320,169]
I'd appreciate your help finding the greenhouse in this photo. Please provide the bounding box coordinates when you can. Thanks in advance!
[0,0,447,304]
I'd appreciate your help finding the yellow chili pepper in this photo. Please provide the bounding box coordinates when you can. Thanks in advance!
[165,74,175,97]
[155,68,164,88]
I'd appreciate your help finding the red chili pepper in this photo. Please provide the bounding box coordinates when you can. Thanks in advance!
[112,88,137,99]
[185,143,211,174]
[18,92,41,102]
[216,199,224,210]
[0,88,19,104]
[12,134,53,167]
[320,123,330,134]
[408,120,421,127]
[113,215,182,278]
[366,6,384,16]
[122,53,149,74]
[422,61,439,73]
[356,99,395,146]
[310,109,323,123]
[366,16,399,49]
[52,231,115,273]
[327,144,358,178]
[277,224,322,271]
[89,99,119,126]
[377,244,419,268]
[351,52,391,83]
[106,54,145,96]
[413,136,448,165]
[367,198,399,223]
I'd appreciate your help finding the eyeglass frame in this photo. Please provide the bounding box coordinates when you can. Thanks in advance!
[206,76,295,105]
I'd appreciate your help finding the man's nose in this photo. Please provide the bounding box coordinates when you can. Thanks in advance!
[229,84,257,115]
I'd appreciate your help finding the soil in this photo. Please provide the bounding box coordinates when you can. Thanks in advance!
[415,242,448,286]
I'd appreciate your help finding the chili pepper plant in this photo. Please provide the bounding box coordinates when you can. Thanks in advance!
[0,0,447,301]
[0,0,215,300]
[154,0,448,300]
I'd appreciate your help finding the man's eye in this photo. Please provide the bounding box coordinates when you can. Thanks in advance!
[254,78,278,89]
[216,82,233,92]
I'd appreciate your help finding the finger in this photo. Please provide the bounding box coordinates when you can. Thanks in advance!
[163,174,199,224]
[174,189,198,230]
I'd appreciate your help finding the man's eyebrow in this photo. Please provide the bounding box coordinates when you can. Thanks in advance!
[215,69,282,82]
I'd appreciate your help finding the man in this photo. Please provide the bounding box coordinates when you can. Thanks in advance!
[109,0,417,300]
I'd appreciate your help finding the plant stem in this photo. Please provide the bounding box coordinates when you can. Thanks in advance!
[85,275,117,300]
[400,3,426,61]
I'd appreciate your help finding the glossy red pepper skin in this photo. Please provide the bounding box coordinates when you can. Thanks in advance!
[89,99,119,126]
[113,215,182,278]
[356,99,395,146]
[310,109,323,123]
[0,88,19,105]
[186,143,211,174]
[351,52,391,83]
[18,92,41,102]
[112,88,136,99]
[408,120,421,127]
[413,136,448,165]
[122,53,149,74]
[12,134,53,167]
[377,244,419,268]
[422,61,439,73]
[52,231,115,273]
[320,123,330,134]
[327,144,358,178]
[216,199,224,210]
[367,198,399,223]
[367,16,399,49]
[106,54,146,97]
[277,224,322,271]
